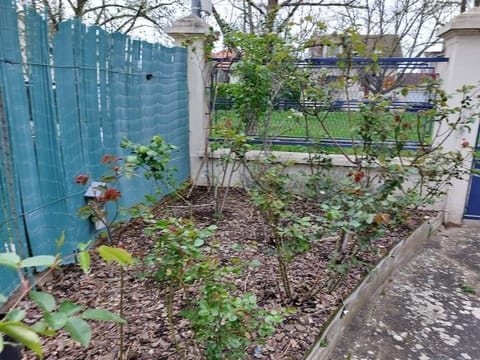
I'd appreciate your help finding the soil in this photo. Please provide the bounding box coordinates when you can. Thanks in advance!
[18,186,428,360]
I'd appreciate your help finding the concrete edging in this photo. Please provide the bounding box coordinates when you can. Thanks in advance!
[304,212,444,360]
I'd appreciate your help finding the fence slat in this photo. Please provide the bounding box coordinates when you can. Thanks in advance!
[23,8,68,256]
[52,20,92,255]
[0,0,39,298]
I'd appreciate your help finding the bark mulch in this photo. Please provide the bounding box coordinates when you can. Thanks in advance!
[18,186,427,360]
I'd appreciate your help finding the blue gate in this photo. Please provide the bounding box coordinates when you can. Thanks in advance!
[464,138,480,219]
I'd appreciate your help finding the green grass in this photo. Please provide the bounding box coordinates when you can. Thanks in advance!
[460,283,476,295]
[212,109,432,143]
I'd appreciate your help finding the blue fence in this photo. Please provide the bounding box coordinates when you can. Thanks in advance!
[0,2,189,301]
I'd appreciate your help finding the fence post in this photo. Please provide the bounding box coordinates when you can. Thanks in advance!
[436,8,480,225]
[166,16,210,184]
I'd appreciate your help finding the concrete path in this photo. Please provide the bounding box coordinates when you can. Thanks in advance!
[330,221,480,360]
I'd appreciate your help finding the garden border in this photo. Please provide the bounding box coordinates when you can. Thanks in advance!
[304,212,443,360]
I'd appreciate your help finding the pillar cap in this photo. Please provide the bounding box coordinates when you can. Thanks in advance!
[166,15,209,40]
[438,7,480,39]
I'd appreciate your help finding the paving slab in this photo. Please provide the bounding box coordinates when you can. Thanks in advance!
[330,221,480,360]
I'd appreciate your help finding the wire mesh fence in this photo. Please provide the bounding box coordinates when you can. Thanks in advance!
[210,57,448,150]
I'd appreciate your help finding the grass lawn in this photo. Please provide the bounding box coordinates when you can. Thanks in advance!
[212,109,432,143]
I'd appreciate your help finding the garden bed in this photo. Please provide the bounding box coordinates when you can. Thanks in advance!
[18,186,431,360]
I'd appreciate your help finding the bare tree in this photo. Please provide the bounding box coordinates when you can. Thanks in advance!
[20,0,189,41]
[330,0,462,58]
[212,0,364,36]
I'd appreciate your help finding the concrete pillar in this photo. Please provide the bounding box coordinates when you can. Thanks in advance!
[437,7,480,224]
[166,16,210,184]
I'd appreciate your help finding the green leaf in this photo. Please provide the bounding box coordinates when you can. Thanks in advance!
[229,338,241,348]
[44,312,67,331]
[65,317,92,347]
[29,291,56,312]
[78,241,92,251]
[58,301,84,316]
[125,155,138,164]
[98,246,133,269]
[6,309,26,322]
[0,293,7,303]
[78,250,91,274]
[30,322,56,337]
[194,238,204,247]
[0,252,21,269]
[56,231,65,250]
[30,321,47,333]
[0,321,43,359]
[225,312,238,322]
[20,255,56,268]
[81,309,127,324]
[248,259,261,268]
[0,335,3,354]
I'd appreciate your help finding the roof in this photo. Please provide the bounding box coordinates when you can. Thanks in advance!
[309,34,403,57]
[398,72,436,86]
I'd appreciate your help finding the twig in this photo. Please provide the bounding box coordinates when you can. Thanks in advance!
[167,203,214,209]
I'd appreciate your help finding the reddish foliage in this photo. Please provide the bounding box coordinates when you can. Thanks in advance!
[348,171,365,183]
[101,188,122,202]
[101,154,120,164]
[75,174,89,185]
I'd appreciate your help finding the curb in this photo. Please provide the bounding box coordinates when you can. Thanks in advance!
[304,213,443,360]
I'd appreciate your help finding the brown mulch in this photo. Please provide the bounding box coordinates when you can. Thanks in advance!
[18,186,427,360]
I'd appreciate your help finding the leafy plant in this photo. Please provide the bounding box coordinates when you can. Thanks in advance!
[0,242,128,359]
[183,281,283,360]
[121,135,177,198]
[250,163,320,302]
[143,216,284,358]
[78,244,134,360]
[76,154,127,243]
[223,30,306,153]
[460,283,476,295]
[209,122,252,216]
[144,217,217,347]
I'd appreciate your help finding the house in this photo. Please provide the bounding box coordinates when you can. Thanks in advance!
[305,34,438,108]
[308,34,403,58]
[211,50,239,84]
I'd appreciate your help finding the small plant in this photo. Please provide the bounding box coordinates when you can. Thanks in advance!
[121,135,179,203]
[78,244,134,360]
[77,135,179,242]
[460,283,476,295]
[0,238,128,359]
[144,217,217,347]
[250,163,320,302]
[209,122,252,216]
[183,281,283,360]
[76,154,126,243]
[318,338,329,348]
[143,216,284,359]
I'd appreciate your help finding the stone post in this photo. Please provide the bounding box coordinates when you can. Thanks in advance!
[436,7,480,224]
[166,16,210,185]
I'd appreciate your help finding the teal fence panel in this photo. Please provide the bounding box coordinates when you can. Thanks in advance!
[0,1,190,302]
[0,1,38,297]
[24,8,71,257]
[51,20,92,257]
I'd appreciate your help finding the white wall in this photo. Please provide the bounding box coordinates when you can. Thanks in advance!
[436,7,480,224]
